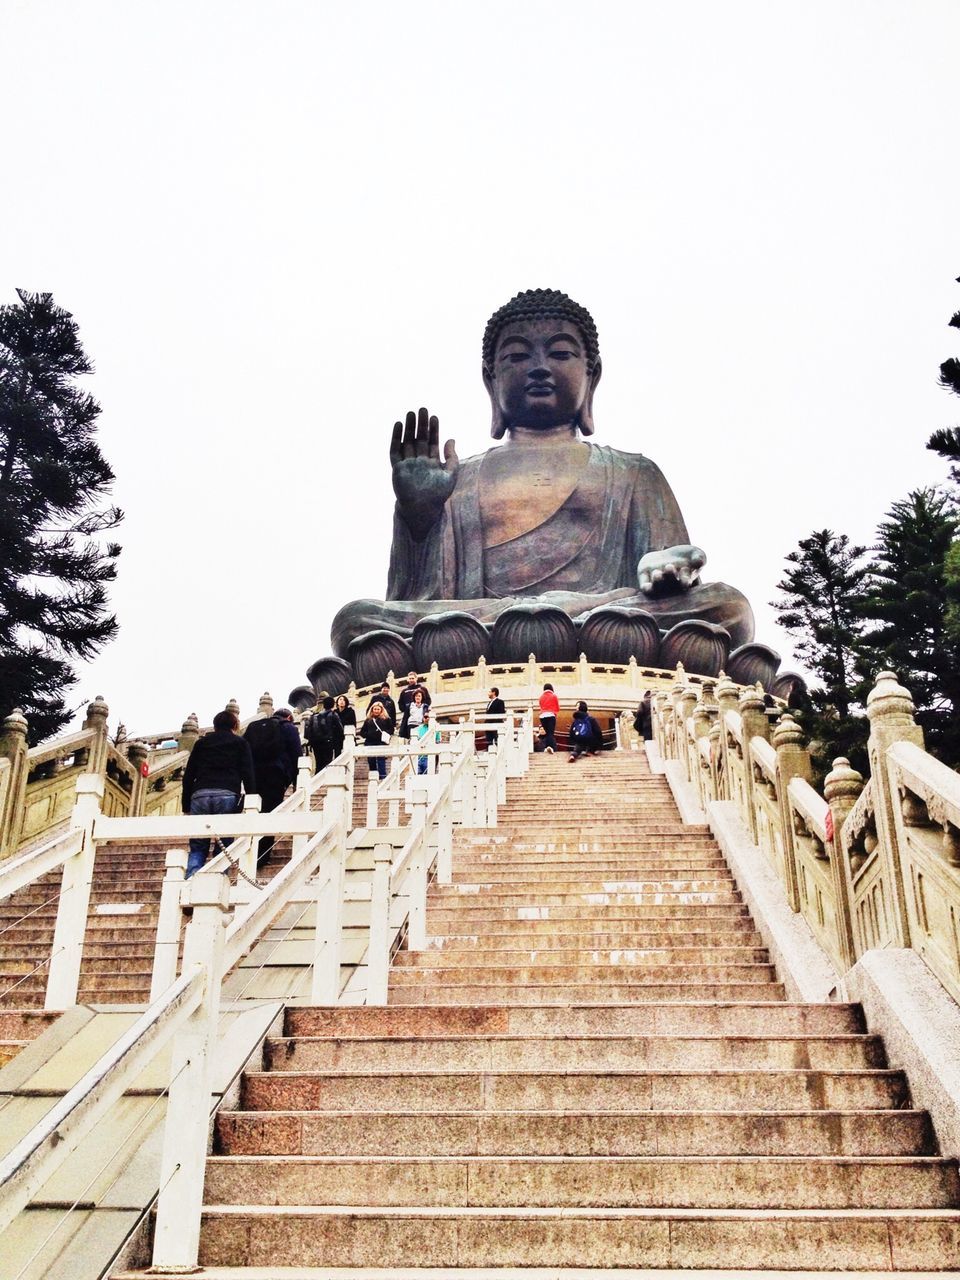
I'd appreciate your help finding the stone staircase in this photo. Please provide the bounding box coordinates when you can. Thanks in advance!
[134,750,960,1272]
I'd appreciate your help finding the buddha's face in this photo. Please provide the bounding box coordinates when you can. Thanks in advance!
[489,317,593,430]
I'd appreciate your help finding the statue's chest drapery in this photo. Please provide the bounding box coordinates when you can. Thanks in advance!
[479,453,607,596]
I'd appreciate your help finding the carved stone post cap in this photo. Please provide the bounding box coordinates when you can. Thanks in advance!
[258,691,274,715]
[1,708,28,737]
[127,740,149,764]
[739,685,766,716]
[771,712,805,749]
[824,756,865,802]
[867,670,917,723]
[85,694,109,724]
[715,673,739,704]
[225,698,240,717]
[181,713,199,733]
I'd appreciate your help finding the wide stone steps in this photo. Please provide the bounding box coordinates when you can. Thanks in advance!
[238,1066,909,1112]
[261,1031,886,1071]
[138,751,960,1272]
[185,1203,960,1269]
[215,1106,935,1158]
[202,1152,959,1210]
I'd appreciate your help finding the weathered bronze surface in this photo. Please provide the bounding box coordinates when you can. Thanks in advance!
[331,289,755,666]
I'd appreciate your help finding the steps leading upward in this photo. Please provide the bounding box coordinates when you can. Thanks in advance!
[135,750,960,1273]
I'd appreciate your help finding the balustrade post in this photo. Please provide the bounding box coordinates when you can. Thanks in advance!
[80,695,110,777]
[152,874,230,1271]
[677,684,698,782]
[239,793,261,881]
[823,756,864,972]
[476,654,488,692]
[737,685,771,845]
[126,740,149,816]
[367,842,394,1003]
[486,745,500,826]
[297,755,313,803]
[312,765,350,1004]
[45,774,103,1009]
[578,651,590,685]
[473,752,489,828]
[436,751,454,884]
[771,712,810,911]
[628,655,640,689]
[408,789,430,949]
[257,691,274,718]
[0,708,29,853]
[866,671,923,948]
[366,771,380,829]
[713,674,740,801]
[427,661,440,697]
[150,848,188,1001]
[177,713,200,754]
[342,724,356,825]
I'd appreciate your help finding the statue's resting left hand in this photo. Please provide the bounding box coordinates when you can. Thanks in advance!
[638,545,706,597]
[390,407,460,542]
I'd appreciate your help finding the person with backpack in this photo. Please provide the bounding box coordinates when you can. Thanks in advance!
[244,707,302,865]
[182,709,256,878]
[305,696,344,771]
[568,700,602,763]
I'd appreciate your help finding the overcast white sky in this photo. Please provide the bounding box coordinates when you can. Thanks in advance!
[4,0,959,737]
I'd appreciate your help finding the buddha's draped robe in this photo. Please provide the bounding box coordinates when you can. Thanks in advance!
[331,442,753,656]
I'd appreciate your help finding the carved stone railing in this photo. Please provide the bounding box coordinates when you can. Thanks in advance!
[654,667,960,1003]
[0,693,276,859]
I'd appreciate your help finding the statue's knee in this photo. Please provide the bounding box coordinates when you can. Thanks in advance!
[330,598,384,656]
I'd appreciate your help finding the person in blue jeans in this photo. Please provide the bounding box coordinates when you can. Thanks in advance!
[414,708,439,774]
[181,709,256,877]
[359,700,392,780]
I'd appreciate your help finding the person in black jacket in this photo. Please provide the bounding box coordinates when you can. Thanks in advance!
[182,710,256,877]
[334,694,357,729]
[485,687,506,750]
[305,697,344,771]
[245,707,303,866]
[568,700,603,762]
[365,683,397,735]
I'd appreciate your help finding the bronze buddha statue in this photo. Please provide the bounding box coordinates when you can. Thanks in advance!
[316,289,768,689]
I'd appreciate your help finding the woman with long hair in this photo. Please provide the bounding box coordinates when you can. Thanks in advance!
[359,700,391,780]
[334,693,357,728]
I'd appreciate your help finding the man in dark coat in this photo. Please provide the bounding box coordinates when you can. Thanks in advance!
[244,708,302,866]
[485,687,506,750]
[182,709,256,877]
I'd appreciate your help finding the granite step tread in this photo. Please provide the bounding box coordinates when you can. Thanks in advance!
[189,1203,960,1270]
[214,1106,935,1157]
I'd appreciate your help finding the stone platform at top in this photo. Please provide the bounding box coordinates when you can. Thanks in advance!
[310,288,783,693]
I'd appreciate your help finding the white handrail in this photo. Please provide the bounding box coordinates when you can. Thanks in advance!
[0,966,204,1234]
[0,826,83,901]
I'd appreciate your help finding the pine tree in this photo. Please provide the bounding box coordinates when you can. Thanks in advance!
[859,487,960,759]
[926,273,960,481]
[0,291,122,743]
[770,530,871,773]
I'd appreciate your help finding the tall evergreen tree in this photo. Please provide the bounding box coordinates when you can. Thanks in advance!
[926,273,960,481]
[859,487,960,759]
[0,290,122,743]
[770,530,871,773]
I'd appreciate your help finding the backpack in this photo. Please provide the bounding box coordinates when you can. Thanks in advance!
[570,716,590,740]
[246,715,283,763]
[306,710,336,747]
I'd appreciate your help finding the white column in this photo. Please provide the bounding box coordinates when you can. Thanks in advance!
[366,841,393,1004]
[150,848,187,1001]
[45,774,102,1010]
[312,765,349,1004]
[239,792,261,881]
[151,873,229,1271]
[436,751,454,884]
[407,789,429,950]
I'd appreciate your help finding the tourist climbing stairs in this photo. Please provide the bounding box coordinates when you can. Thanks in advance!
[131,750,960,1273]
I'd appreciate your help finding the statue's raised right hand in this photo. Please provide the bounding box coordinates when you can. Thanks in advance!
[390,407,460,541]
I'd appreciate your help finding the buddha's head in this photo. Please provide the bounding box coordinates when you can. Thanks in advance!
[482,289,601,440]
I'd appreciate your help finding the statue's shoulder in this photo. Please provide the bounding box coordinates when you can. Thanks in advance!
[588,442,659,472]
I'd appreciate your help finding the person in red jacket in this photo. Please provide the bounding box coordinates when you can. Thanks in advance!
[538,682,560,753]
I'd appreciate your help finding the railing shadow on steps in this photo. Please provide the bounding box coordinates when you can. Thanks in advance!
[653,666,960,1008]
[0,711,532,1274]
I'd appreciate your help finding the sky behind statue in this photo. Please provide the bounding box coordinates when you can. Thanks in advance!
[2,1,958,735]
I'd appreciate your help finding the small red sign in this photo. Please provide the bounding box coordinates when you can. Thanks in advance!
[824,809,834,843]
[140,761,150,778]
